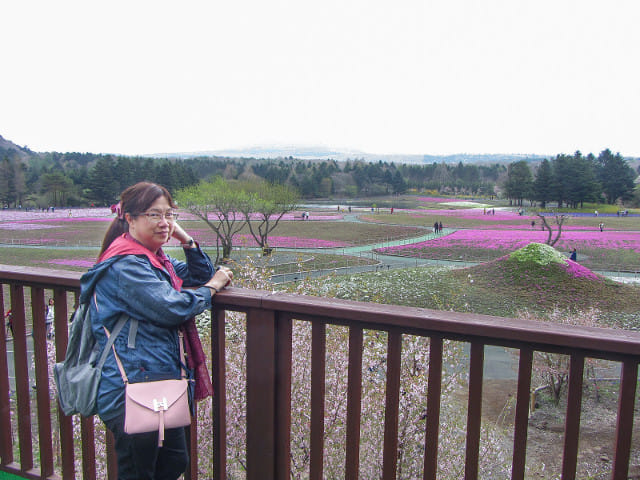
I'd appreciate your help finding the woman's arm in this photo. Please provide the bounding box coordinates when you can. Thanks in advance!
[114,257,213,327]
[169,222,215,286]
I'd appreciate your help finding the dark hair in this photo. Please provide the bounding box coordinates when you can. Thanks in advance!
[99,182,176,257]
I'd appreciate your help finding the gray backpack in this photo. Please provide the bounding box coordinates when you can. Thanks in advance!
[53,302,128,417]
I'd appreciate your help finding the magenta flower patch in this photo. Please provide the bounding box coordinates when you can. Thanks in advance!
[563,260,601,280]
[377,229,640,255]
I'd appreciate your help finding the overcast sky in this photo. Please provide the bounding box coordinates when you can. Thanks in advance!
[1,0,639,157]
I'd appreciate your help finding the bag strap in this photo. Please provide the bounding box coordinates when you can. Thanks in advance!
[95,314,129,372]
[105,323,188,385]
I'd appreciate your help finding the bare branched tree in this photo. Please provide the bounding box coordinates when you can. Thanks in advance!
[537,213,570,246]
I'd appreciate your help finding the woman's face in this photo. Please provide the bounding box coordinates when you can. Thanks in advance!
[126,196,175,253]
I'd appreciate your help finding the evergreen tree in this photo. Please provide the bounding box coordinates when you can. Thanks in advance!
[532,159,554,208]
[503,161,533,206]
[87,156,120,205]
[596,149,636,204]
[41,172,74,206]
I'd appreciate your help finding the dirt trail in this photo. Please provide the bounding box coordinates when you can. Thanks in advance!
[475,379,640,479]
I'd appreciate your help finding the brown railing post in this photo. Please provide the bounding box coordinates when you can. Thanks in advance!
[185,406,198,480]
[345,326,363,480]
[246,307,277,480]
[53,287,75,480]
[611,359,638,480]
[211,309,227,480]
[310,321,326,480]
[382,330,402,479]
[511,347,533,480]
[0,287,13,467]
[31,286,54,478]
[561,353,584,480]
[464,341,484,480]
[80,417,97,479]
[10,285,34,473]
[275,315,292,480]
[423,335,443,480]
[106,429,118,479]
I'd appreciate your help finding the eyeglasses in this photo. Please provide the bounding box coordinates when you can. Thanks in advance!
[140,211,179,223]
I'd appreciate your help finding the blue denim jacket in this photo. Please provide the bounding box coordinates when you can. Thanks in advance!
[80,247,214,421]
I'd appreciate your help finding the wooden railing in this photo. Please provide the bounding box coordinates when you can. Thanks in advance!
[1,264,639,479]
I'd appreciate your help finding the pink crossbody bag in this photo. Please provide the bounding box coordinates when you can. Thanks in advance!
[105,327,191,446]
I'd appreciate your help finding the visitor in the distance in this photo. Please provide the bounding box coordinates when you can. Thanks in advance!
[81,181,232,479]
[45,298,54,339]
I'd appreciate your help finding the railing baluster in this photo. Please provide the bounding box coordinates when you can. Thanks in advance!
[52,287,75,480]
[10,285,34,472]
[561,353,584,480]
[612,359,638,480]
[0,286,13,466]
[211,308,227,480]
[106,429,117,479]
[246,307,277,480]
[511,347,533,480]
[275,314,292,480]
[310,322,326,480]
[423,335,443,480]
[80,416,97,479]
[30,287,54,477]
[345,326,363,480]
[465,341,484,480]
[185,404,197,480]
[382,330,401,479]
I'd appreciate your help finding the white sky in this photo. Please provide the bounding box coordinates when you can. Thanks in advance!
[1,0,639,157]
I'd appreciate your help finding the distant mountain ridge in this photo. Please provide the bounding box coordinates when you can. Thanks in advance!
[4,134,634,165]
[0,134,33,161]
[147,145,550,164]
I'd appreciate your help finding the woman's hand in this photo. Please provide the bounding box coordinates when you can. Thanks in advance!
[171,222,192,246]
[204,266,233,293]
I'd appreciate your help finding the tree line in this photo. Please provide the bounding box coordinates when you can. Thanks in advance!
[1,144,637,208]
[503,149,637,207]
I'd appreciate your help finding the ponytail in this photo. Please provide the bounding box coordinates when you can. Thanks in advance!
[98,217,129,258]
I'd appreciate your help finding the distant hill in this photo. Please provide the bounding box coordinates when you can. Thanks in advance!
[147,145,550,164]
[0,135,33,160]
[2,134,636,166]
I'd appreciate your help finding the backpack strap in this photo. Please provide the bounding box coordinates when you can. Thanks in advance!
[95,314,129,372]
[127,318,138,349]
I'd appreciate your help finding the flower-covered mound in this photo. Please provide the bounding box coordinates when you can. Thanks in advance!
[446,243,640,315]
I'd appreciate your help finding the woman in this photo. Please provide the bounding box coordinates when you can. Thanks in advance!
[80,182,232,479]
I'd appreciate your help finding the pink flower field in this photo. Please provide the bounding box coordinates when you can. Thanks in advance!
[377,229,640,255]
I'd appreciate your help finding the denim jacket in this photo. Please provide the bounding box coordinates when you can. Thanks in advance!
[80,246,214,421]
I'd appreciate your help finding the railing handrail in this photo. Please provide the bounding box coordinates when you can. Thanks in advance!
[213,288,640,358]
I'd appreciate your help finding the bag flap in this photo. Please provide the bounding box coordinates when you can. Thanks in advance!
[126,379,188,410]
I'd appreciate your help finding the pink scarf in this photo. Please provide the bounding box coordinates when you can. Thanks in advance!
[99,234,214,401]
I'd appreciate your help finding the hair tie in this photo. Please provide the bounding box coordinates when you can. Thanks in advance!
[110,202,124,220]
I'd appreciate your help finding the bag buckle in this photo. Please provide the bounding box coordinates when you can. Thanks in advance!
[153,397,168,412]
